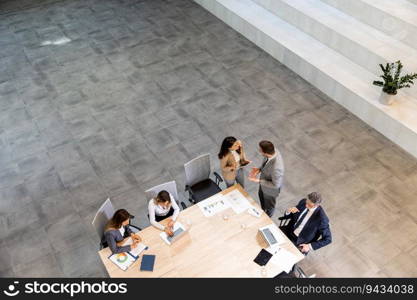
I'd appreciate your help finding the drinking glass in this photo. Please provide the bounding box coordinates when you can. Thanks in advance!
[185,219,192,230]
[261,266,267,277]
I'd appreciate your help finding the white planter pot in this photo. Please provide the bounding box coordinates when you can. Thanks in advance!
[379,91,396,105]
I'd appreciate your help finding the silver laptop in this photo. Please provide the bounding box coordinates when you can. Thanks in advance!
[167,227,187,244]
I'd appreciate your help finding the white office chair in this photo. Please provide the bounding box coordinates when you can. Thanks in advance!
[92,198,141,249]
[145,180,187,210]
[184,154,223,204]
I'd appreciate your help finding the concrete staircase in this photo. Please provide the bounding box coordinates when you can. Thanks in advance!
[194,0,417,159]
[321,0,417,56]
[254,0,417,97]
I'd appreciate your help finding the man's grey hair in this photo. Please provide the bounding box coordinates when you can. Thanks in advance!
[308,192,322,204]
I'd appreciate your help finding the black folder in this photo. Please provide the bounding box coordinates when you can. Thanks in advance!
[253,249,273,266]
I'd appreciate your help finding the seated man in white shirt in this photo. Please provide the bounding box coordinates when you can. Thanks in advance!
[148,190,180,237]
[280,192,332,254]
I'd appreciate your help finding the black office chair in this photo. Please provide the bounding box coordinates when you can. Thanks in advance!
[278,213,292,229]
[184,154,223,204]
[275,265,316,278]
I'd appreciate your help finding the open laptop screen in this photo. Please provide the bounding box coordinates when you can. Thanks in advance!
[167,227,185,243]
[262,228,277,245]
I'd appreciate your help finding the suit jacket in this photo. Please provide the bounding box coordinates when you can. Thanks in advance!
[286,199,332,251]
[220,149,249,181]
[259,150,284,197]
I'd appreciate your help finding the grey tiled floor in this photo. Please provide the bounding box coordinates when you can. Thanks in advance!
[0,0,416,277]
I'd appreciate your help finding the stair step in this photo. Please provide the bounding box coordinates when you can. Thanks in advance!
[253,0,417,97]
[321,0,417,51]
[194,0,417,159]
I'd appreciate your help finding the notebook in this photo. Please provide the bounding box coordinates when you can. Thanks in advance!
[140,254,156,272]
[121,238,148,259]
[129,243,148,259]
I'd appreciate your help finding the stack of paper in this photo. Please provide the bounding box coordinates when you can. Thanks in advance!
[266,246,299,273]
[224,189,251,214]
[197,194,230,217]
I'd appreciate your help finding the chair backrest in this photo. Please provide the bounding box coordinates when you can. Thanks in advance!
[184,154,211,187]
[92,198,115,239]
[294,265,316,278]
[145,181,179,203]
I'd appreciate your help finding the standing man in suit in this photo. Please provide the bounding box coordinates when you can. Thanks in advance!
[248,140,284,217]
[281,192,332,254]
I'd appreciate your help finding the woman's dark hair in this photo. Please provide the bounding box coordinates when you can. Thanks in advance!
[218,136,238,159]
[107,209,131,229]
[156,190,171,203]
[259,140,275,155]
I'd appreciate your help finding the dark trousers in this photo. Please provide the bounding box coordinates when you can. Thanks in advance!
[281,226,308,257]
[154,207,174,222]
[258,187,280,217]
[282,225,298,245]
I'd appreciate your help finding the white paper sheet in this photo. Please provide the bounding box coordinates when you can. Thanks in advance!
[130,243,148,258]
[109,252,135,271]
[197,194,230,217]
[121,237,133,246]
[247,205,262,218]
[121,238,148,258]
[266,246,299,273]
[224,189,251,214]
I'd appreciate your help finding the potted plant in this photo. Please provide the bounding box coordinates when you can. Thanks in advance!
[373,60,417,105]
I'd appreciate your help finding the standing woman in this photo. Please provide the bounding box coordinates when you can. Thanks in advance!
[218,136,251,188]
[103,209,142,254]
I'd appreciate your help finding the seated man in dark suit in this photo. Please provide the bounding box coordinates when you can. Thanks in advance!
[280,192,331,254]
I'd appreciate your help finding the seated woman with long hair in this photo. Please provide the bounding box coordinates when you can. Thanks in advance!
[102,209,141,254]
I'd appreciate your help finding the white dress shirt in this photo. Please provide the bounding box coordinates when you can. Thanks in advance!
[293,206,317,237]
[231,150,240,168]
[148,193,180,230]
[118,226,125,237]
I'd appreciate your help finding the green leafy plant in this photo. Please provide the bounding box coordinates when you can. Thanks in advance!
[373,61,417,95]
